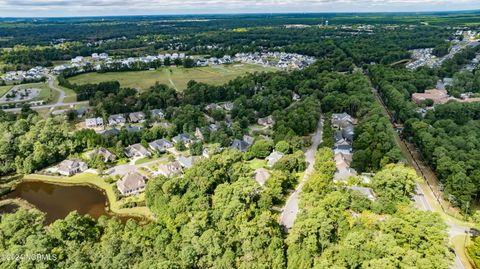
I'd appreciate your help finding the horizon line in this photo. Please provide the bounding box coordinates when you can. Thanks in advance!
[1,9,479,19]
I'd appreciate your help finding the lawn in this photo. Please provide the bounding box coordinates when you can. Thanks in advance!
[54,79,77,102]
[67,64,278,91]
[246,159,267,170]
[0,85,12,98]
[452,235,475,269]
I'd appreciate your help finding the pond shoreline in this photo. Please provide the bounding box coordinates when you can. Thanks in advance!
[2,173,154,223]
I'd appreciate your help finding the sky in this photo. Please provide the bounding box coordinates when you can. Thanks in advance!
[0,0,480,17]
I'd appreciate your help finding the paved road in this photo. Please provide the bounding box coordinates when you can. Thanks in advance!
[279,116,323,229]
[3,100,89,113]
[2,75,86,114]
[368,77,470,269]
[45,75,66,116]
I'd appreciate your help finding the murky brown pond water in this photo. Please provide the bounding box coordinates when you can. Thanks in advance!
[4,181,141,225]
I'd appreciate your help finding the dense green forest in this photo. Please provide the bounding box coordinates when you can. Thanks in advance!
[0,148,452,268]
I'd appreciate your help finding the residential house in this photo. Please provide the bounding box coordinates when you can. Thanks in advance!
[292,93,301,101]
[125,125,143,133]
[125,144,151,158]
[202,148,211,158]
[209,122,221,132]
[178,156,197,169]
[334,130,344,143]
[149,139,173,153]
[98,128,120,137]
[205,103,221,111]
[117,172,146,196]
[257,115,274,127]
[332,113,356,129]
[253,168,270,187]
[86,117,104,128]
[129,112,146,123]
[334,139,352,154]
[195,128,205,141]
[266,151,284,167]
[150,109,165,119]
[56,159,88,176]
[230,139,251,152]
[108,114,126,126]
[334,152,356,182]
[172,133,192,146]
[342,125,355,142]
[243,135,255,145]
[88,147,117,163]
[222,102,234,111]
[346,186,376,201]
[157,161,183,178]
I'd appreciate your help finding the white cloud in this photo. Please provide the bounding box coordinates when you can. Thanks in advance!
[0,0,479,17]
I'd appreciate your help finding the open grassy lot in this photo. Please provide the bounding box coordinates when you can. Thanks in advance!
[67,64,278,91]
[54,79,77,102]
[0,85,12,98]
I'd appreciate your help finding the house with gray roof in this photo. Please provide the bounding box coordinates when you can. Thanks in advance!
[346,186,376,201]
[342,125,355,142]
[108,114,126,126]
[332,113,356,129]
[149,139,173,153]
[157,161,183,178]
[178,156,198,169]
[266,151,284,167]
[172,133,192,146]
[243,135,254,145]
[150,109,165,120]
[230,139,250,152]
[334,139,352,154]
[129,112,146,123]
[56,159,88,176]
[88,147,117,163]
[98,128,120,137]
[117,172,146,196]
[86,117,104,128]
[125,144,151,158]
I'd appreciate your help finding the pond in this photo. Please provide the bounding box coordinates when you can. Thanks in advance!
[4,181,141,225]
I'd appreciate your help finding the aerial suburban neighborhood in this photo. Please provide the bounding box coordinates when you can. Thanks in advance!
[0,6,480,269]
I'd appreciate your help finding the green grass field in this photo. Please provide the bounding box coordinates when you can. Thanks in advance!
[54,79,77,102]
[0,85,12,98]
[67,64,278,91]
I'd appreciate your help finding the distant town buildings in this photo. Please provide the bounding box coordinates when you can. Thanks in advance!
[234,52,315,70]
[2,66,48,82]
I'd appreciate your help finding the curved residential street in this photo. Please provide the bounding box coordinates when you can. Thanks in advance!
[2,75,88,113]
[46,75,66,115]
[279,116,323,229]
